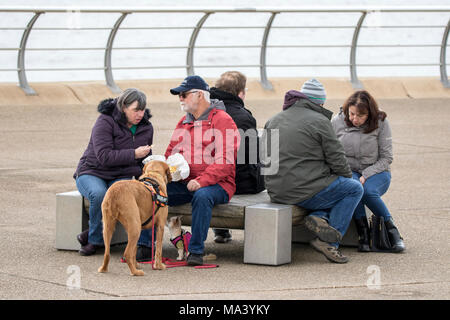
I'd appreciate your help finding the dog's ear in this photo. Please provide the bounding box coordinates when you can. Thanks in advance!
[139,162,151,180]
[142,162,151,173]
[165,164,172,184]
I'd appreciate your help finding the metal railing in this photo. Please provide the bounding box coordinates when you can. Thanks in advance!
[0,6,449,95]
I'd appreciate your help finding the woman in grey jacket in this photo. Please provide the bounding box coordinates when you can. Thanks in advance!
[331,90,405,253]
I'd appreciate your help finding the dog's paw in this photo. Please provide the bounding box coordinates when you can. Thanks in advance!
[98,266,108,273]
[154,263,166,270]
[131,270,145,276]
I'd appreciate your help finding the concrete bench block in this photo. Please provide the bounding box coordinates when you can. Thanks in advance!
[244,203,292,266]
[55,190,127,251]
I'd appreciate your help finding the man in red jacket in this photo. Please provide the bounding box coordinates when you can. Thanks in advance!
[164,75,240,265]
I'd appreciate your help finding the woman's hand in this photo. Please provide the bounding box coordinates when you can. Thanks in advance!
[359,176,366,185]
[135,145,152,159]
[187,179,201,192]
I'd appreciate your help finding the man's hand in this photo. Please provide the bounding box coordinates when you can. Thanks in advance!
[187,179,201,192]
[359,176,366,185]
[135,145,152,159]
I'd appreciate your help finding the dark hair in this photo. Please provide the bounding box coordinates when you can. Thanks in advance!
[342,90,387,134]
[117,88,146,112]
[215,71,247,97]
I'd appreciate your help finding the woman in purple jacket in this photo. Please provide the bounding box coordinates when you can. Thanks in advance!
[73,88,154,256]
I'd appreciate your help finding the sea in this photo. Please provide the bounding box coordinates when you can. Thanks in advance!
[0,0,449,83]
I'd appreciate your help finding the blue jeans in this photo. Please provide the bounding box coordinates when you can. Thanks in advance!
[352,171,392,221]
[76,174,152,246]
[138,182,229,254]
[297,176,364,248]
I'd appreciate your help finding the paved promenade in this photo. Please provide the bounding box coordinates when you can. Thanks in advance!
[0,93,449,299]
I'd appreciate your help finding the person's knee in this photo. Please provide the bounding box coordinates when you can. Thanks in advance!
[349,179,364,197]
[88,188,107,205]
[363,183,379,198]
[192,188,214,206]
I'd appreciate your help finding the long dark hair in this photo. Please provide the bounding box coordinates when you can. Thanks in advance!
[342,90,386,134]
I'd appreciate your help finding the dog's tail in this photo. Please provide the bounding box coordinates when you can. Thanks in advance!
[98,192,116,273]
[101,192,117,238]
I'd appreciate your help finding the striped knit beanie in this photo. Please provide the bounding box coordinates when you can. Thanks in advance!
[300,78,326,105]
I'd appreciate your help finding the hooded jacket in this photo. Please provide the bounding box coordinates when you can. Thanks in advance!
[165,99,239,200]
[210,88,265,194]
[263,91,351,204]
[331,108,393,179]
[73,98,154,181]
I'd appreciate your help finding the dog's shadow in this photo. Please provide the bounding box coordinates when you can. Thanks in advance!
[106,233,245,265]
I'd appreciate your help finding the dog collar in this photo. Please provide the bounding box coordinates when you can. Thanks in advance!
[139,177,168,227]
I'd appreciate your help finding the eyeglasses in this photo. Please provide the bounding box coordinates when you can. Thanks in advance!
[180,90,199,99]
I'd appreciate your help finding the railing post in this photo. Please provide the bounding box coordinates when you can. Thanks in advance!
[260,12,278,90]
[105,12,130,94]
[440,18,450,88]
[350,11,367,89]
[186,12,212,76]
[17,12,42,95]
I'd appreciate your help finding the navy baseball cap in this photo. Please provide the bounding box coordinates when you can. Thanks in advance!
[170,75,210,95]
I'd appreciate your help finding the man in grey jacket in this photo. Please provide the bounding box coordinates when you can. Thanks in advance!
[263,79,364,263]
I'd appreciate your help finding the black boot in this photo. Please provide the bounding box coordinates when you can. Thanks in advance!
[354,217,371,252]
[79,243,102,256]
[77,229,89,246]
[385,218,405,253]
[213,228,232,243]
[136,245,152,262]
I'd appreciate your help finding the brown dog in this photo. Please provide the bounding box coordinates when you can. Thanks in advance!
[98,160,171,276]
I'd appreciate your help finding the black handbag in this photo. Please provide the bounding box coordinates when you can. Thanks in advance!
[370,215,392,252]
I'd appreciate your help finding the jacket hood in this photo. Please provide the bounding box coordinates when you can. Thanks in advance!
[98,98,117,115]
[284,90,333,120]
[209,98,226,111]
[210,87,244,108]
[282,90,310,110]
[183,99,226,123]
[97,98,152,125]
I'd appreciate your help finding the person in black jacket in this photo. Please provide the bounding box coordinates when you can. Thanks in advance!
[210,71,265,243]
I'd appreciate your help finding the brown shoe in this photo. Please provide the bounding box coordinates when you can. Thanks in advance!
[305,216,342,243]
[310,238,349,264]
